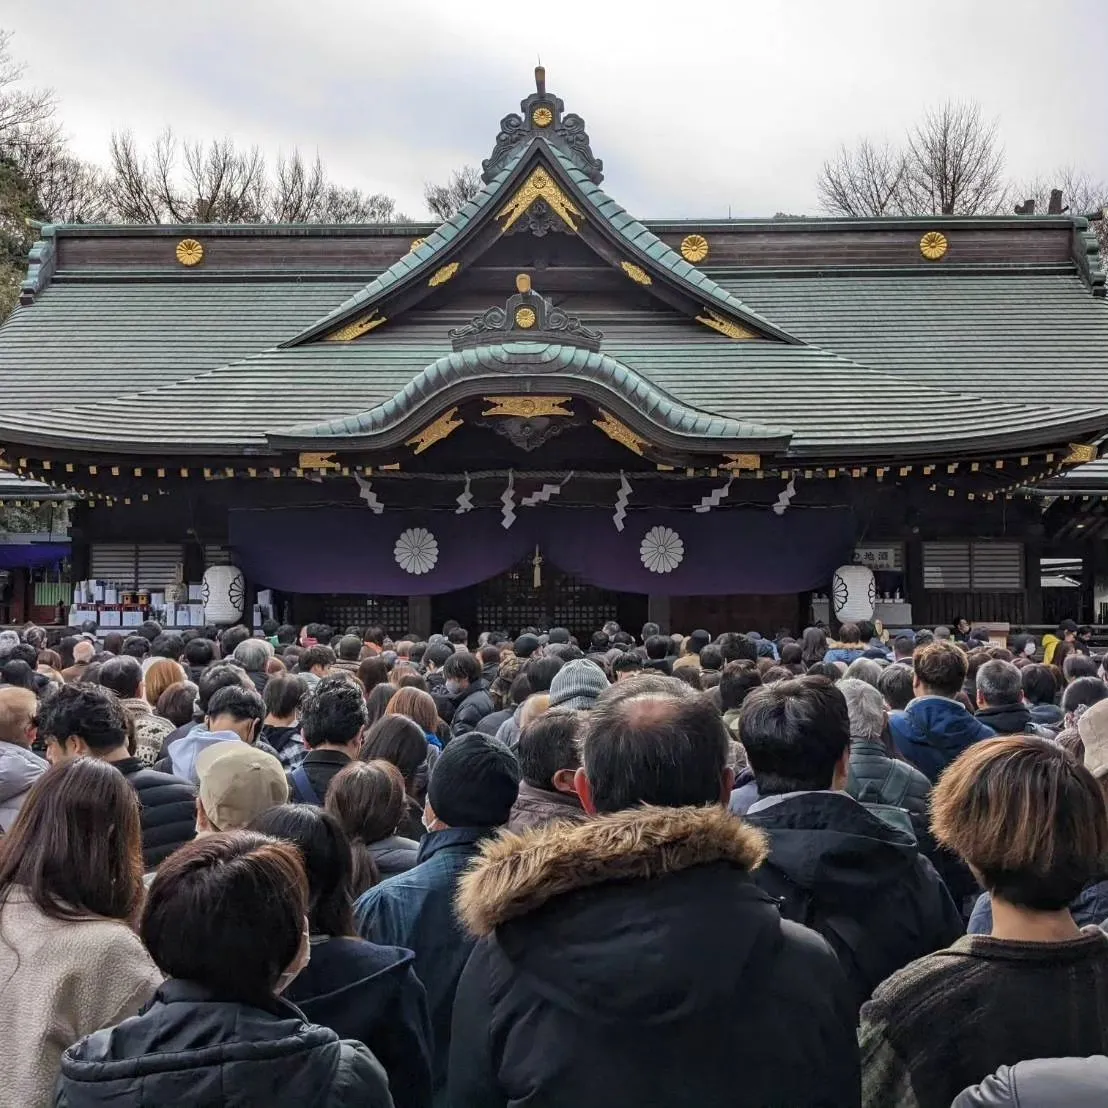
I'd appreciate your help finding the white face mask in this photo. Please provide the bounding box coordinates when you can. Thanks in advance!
[1024,641,1036,656]
[274,918,311,995]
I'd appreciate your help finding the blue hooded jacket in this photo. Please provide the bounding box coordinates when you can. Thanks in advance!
[888,696,995,782]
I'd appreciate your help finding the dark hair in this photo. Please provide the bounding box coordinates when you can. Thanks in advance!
[300,676,368,749]
[325,760,405,892]
[363,625,386,647]
[856,620,875,643]
[932,737,1108,910]
[523,655,564,692]
[207,684,266,725]
[779,642,803,669]
[361,715,427,785]
[335,635,361,662]
[698,644,723,671]
[300,645,336,673]
[913,641,967,698]
[356,656,389,695]
[1064,654,1099,682]
[1021,663,1057,707]
[805,661,842,680]
[0,758,142,921]
[612,653,642,676]
[447,627,469,646]
[478,645,501,668]
[878,664,914,710]
[424,642,454,669]
[263,673,306,719]
[156,681,200,727]
[121,634,150,659]
[1062,677,1108,715]
[183,637,214,668]
[582,676,728,812]
[443,652,481,683]
[719,660,763,712]
[837,623,861,645]
[276,624,298,645]
[250,805,361,934]
[740,676,850,795]
[143,832,307,1007]
[197,663,252,713]
[640,622,660,643]
[37,684,127,753]
[518,710,583,789]
[716,633,757,664]
[101,632,123,655]
[97,654,143,700]
[644,635,670,661]
[219,625,252,655]
[800,627,828,666]
[590,631,610,652]
[150,633,185,661]
[365,682,396,726]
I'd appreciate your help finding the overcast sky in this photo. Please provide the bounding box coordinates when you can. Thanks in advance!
[5,0,1108,219]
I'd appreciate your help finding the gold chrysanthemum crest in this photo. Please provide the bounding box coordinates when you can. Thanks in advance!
[680,234,710,263]
[531,105,553,127]
[514,307,537,329]
[920,231,949,260]
[175,238,204,266]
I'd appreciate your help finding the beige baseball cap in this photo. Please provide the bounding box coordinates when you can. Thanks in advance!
[196,741,288,831]
[1078,699,1108,780]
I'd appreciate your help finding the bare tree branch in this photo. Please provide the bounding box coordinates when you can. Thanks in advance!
[424,165,483,221]
[817,139,905,216]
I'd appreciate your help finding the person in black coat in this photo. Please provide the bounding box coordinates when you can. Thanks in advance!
[286,677,366,805]
[449,676,859,1108]
[252,804,433,1108]
[56,832,391,1107]
[740,676,964,1013]
[37,683,195,870]
[432,653,494,738]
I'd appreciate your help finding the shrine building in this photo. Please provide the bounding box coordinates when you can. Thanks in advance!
[1,69,1107,637]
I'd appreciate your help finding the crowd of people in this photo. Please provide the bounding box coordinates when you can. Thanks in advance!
[1,612,1108,1106]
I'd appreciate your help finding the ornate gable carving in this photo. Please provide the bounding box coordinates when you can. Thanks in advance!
[482,66,604,185]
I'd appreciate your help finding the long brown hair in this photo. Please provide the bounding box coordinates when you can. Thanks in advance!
[386,686,439,734]
[0,758,143,922]
[326,760,402,894]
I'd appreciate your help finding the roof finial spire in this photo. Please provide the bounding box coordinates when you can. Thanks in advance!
[535,61,546,97]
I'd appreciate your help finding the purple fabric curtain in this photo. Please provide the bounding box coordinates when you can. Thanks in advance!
[229,507,855,596]
[0,542,70,570]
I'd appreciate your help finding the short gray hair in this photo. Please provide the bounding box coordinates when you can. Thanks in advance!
[233,639,271,672]
[837,677,886,742]
[844,657,882,689]
[976,659,1022,707]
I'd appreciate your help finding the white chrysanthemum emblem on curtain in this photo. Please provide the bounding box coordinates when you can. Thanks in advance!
[640,526,684,574]
[394,528,439,575]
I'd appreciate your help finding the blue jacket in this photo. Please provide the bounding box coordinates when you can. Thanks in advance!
[888,696,996,782]
[824,647,866,665]
[354,826,493,1101]
[969,877,1108,934]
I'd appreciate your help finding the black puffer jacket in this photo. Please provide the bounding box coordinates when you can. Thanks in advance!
[112,756,196,870]
[847,739,932,846]
[444,679,495,738]
[55,980,393,1107]
[449,805,860,1108]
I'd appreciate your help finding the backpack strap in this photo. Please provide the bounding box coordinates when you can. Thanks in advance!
[291,765,322,806]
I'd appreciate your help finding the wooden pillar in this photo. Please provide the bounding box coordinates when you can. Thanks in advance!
[904,539,925,626]
[1023,535,1043,625]
[408,595,431,639]
[647,594,671,635]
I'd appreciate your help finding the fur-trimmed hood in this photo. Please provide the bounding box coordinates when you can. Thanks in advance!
[457,804,767,937]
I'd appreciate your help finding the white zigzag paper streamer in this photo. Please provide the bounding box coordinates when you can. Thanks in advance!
[455,472,474,514]
[613,472,631,532]
[772,478,797,516]
[520,472,574,507]
[694,477,733,513]
[501,470,516,530]
[354,474,384,514]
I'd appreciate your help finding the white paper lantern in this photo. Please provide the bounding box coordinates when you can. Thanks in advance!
[202,564,245,624]
[832,564,876,623]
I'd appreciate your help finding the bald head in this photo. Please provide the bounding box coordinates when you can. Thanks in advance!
[73,641,95,665]
[0,687,38,748]
[577,674,732,814]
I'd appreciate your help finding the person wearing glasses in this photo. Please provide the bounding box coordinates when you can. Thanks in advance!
[0,686,46,832]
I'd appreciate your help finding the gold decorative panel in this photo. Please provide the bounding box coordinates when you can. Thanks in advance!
[515,306,537,329]
[406,407,463,454]
[429,261,460,286]
[723,453,762,471]
[326,312,386,342]
[621,261,652,285]
[175,238,204,266]
[483,396,573,418]
[298,452,340,471]
[593,410,647,455]
[409,237,427,252]
[696,309,757,340]
[1064,442,1098,464]
[680,234,710,263]
[498,168,582,233]
[531,105,553,127]
[920,231,949,260]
